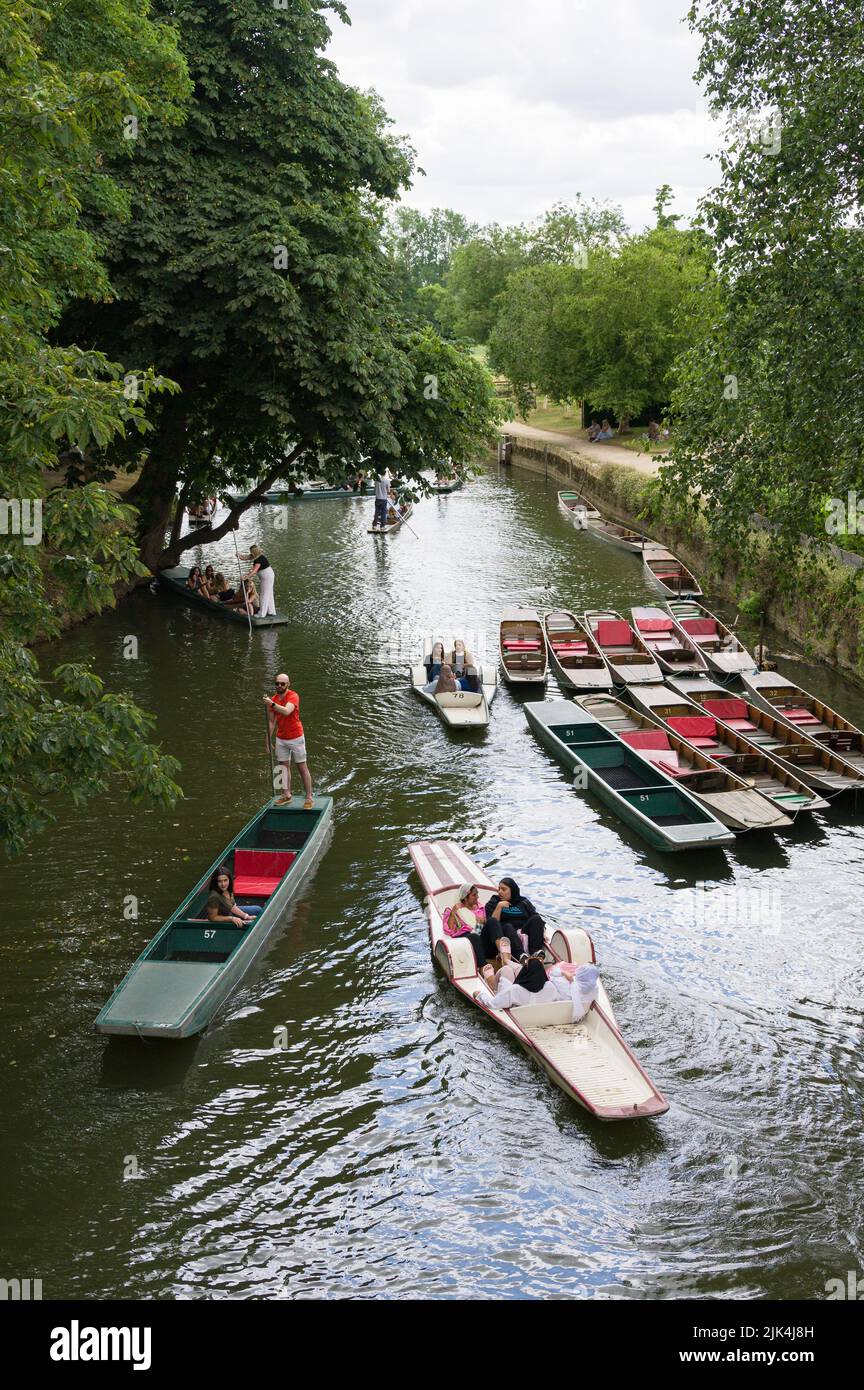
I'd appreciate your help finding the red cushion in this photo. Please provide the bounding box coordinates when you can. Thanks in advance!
[667,715,717,738]
[620,730,671,750]
[703,698,749,720]
[503,639,541,650]
[597,620,632,646]
[635,618,674,632]
[783,707,820,722]
[552,641,588,652]
[233,849,295,897]
[681,617,716,636]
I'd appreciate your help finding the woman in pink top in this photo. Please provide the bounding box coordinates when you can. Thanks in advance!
[442,883,487,970]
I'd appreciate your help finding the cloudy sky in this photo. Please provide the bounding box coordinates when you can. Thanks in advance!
[326,0,722,232]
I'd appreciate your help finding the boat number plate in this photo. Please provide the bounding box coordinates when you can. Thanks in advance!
[204,929,215,939]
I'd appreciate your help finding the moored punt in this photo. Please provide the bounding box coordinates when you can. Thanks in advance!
[544,610,614,692]
[630,606,709,676]
[741,671,864,777]
[156,566,289,627]
[368,501,414,535]
[409,839,668,1120]
[626,684,829,815]
[432,474,464,493]
[524,699,735,851]
[576,695,792,832]
[584,513,647,552]
[642,544,702,598]
[557,490,600,526]
[664,599,757,680]
[95,798,333,1039]
[499,609,548,684]
[410,649,497,728]
[583,609,663,686]
[666,676,864,797]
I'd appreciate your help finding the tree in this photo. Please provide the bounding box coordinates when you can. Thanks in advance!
[384,206,480,298]
[62,3,496,570]
[487,264,589,414]
[0,0,187,852]
[663,0,864,560]
[527,197,628,265]
[447,225,531,343]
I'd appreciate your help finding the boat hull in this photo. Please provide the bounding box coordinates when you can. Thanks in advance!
[410,664,496,727]
[95,798,333,1038]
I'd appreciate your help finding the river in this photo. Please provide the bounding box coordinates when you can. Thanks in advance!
[2,461,863,1300]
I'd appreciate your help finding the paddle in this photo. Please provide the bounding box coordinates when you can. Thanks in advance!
[263,698,277,800]
[231,528,253,635]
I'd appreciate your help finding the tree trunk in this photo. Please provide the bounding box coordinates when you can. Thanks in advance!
[128,391,192,572]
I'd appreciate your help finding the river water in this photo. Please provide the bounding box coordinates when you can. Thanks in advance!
[3,462,863,1300]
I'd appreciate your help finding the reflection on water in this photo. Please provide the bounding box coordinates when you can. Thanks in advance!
[2,464,863,1299]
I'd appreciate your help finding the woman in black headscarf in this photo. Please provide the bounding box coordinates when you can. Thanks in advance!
[480,877,546,962]
[477,954,559,1010]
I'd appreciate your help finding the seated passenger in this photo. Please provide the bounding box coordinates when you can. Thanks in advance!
[424,641,445,685]
[441,884,487,970]
[225,578,259,612]
[186,565,204,591]
[477,956,560,1010]
[481,877,546,960]
[206,865,263,927]
[211,572,236,603]
[460,664,480,693]
[424,662,458,695]
[201,564,217,596]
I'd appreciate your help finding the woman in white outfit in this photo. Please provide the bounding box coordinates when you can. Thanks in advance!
[477,958,599,1021]
[244,544,276,616]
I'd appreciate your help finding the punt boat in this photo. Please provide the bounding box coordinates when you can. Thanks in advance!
[368,501,414,535]
[666,676,864,796]
[642,544,702,598]
[626,684,829,815]
[630,606,709,676]
[584,512,648,552]
[583,610,663,685]
[741,670,864,777]
[409,839,668,1120]
[557,490,600,527]
[226,479,372,503]
[524,699,735,851]
[410,651,497,728]
[664,599,757,680]
[433,474,464,494]
[543,610,614,692]
[575,695,792,832]
[499,609,548,684]
[156,565,289,627]
[95,798,333,1039]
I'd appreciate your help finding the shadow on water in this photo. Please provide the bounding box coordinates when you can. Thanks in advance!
[98,1035,201,1090]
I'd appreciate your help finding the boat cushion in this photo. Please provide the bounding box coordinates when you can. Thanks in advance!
[620,730,671,751]
[703,698,750,721]
[635,618,674,632]
[552,641,588,652]
[233,849,295,897]
[503,639,541,650]
[656,758,683,776]
[597,620,632,647]
[782,706,820,723]
[724,719,757,731]
[667,715,717,738]
[681,617,716,636]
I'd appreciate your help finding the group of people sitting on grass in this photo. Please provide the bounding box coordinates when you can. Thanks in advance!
[587,418,615,442]
[186,564,259,613]
[423,639,481,694]
[442,878,600,1019]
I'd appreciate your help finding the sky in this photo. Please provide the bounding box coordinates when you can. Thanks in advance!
[326,0,722,233]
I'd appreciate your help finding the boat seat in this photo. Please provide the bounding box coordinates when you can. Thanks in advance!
[681,617,717,636]
[552,641,588,652]
[596,620,632,647]
[666,715,718,748]
[635,618,674,632]
[503,639,541,650]
[781,706,820,724]
[656,758,683,776]
[232,848,295,897]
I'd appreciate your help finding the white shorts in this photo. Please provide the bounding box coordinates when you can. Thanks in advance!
[275,735,307,764]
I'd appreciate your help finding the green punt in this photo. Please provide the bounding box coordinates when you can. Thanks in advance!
[95,797,333,1039]
[524,700,735,852]
[224,482,372,503]
[157,566,289,627]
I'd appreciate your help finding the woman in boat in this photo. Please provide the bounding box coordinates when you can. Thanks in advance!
[225,577,260,613]
[206,866,263,927]
[451,639,479,691]
[209,572,236,603]
[481,877,546,961]
[201,564,217,597]
[243,544,275,617]
[186,565,205,593]
[479,959,600,1018]
[442,884,487,970]
[424,641,445,685]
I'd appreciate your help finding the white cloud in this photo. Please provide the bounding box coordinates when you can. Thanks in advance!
[326,0,722,230]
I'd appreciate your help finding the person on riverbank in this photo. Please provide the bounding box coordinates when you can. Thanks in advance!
[481,877,546,960]
[206,865,262,927]
[243,544,275,616]
[442,884,487,971]
[594,419,614,441]
[264,673,314,808]
[372,468,391,531]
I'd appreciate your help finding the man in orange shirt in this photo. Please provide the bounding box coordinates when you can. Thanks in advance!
[263,673,314,809]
